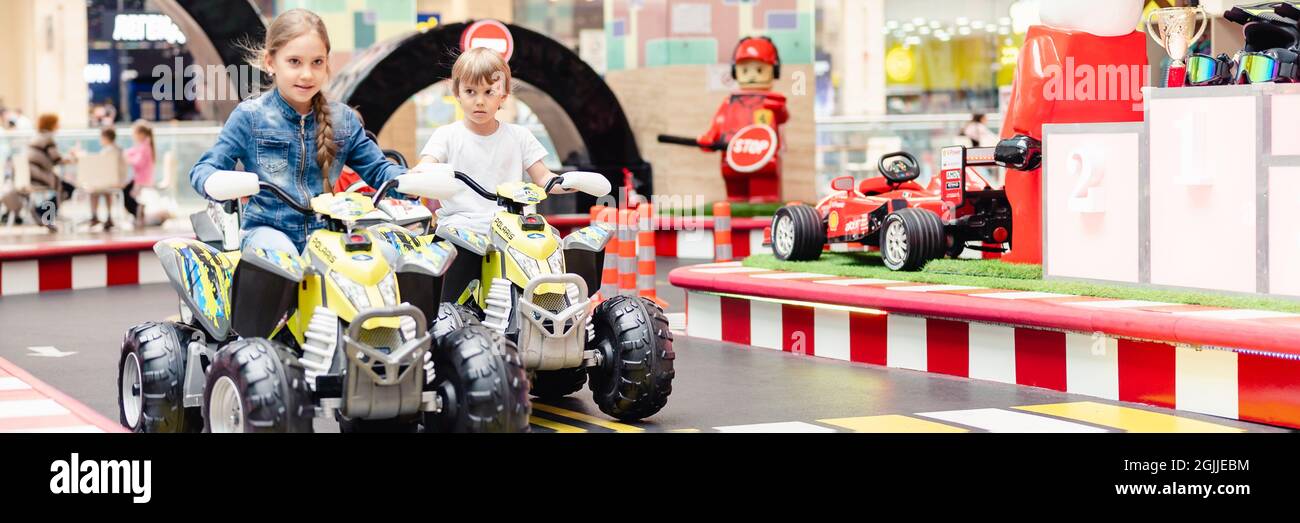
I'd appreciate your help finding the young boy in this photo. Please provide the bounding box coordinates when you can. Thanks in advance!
[411,47,606,303]
[89,126,127,230]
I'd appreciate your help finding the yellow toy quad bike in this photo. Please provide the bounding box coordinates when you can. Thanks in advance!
[434,170,675,421]
[115,170,530,433]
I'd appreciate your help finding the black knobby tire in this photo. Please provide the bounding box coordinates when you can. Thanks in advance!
[432,302,482,338]
[879,208,944,271]
[771,204,826,261]
[588,296,675,421]
[118,322,202,433]
[424,325,531,433]
[530,367,588,400]
[203,338,314,433]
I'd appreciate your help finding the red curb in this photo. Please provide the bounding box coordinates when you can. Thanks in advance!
[668,266,1300,358]
[0,356,128,433]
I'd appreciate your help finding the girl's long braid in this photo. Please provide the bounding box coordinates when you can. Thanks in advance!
[311,92,338,193]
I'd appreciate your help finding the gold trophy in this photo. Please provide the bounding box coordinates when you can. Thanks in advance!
[1146,5,1209,87]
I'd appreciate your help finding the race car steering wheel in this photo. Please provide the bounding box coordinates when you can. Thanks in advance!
[878,151,921,185]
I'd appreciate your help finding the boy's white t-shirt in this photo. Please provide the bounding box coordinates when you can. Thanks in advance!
[420,120,548,234]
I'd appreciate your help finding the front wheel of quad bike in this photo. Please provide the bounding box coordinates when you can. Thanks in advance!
[203,338,314,433]
[118,322,203,433]
[772,204,825,261]
[424,325,531,433]
[588,296,675,421]
[530,367,588,400]
[879,208,945,271]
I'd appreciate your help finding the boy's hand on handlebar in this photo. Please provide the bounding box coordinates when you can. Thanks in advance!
[553,171,612,197]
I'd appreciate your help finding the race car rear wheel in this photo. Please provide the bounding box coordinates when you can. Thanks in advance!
[772,204,825,261]
[880,208,944,271]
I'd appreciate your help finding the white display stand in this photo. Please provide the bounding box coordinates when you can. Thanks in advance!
[1043,83,1300,299]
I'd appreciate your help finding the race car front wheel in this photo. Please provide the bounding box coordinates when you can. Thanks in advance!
[772,204,825,261]
[880,208,944,271]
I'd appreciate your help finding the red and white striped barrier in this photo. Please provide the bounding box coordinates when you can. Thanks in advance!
[673,263,1300,429]
[0,236,176,296]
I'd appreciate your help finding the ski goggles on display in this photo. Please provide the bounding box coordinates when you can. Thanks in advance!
[1186,54,1237,86]
[1236,49,1300,83]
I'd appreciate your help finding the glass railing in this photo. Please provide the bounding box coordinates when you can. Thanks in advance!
[816,113,1003,198]
[0,123,223,217]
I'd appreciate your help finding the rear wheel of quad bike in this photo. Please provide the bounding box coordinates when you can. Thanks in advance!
[772,204,825,261]
[203,338,314,433]
[879,208,944,271]
[118,322,202,433]
[530,367,588,400]
[424,325,531,433]
[588,296,675,421]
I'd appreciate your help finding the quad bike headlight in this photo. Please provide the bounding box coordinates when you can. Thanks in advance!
[377,272,398,307]
[508,247,542,280]
[329,270,371,309]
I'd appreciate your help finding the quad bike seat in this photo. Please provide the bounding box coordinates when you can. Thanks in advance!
[858,176,927,197]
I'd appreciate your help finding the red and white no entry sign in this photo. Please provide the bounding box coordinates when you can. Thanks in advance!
[461,19,514,61]
[725,124,779,173]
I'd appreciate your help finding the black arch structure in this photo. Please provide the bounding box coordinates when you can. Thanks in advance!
[330,21,652,203]
[156,0,268,120]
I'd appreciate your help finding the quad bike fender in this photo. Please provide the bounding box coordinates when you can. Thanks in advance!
[369,224,457,278]
[154,239,236,342]
[562,223,613,297]
[436,225,493,257]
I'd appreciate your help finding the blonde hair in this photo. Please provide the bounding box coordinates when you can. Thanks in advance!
[132,119,154,160]
[451,47,512,95]
[247,8,337,193]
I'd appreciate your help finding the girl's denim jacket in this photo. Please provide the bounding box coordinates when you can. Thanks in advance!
[189,88,404,249]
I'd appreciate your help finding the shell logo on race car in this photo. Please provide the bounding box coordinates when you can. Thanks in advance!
[829,211,839,231]
[725,124,779,173]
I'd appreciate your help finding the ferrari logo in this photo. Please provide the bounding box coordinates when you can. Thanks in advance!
[753,109,774,126]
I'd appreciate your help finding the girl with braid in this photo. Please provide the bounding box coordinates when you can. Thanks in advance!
[188,9,406,254]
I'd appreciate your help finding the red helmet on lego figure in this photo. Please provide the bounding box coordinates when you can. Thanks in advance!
[732,36,781,79]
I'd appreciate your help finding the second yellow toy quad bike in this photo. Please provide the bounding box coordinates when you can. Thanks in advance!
[433,170,675,421]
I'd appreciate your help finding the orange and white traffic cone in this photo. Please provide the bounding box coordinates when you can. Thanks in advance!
[598,207,619,300]
[713,201,733,262]
[618,209,638,296]
[636,203,667,309]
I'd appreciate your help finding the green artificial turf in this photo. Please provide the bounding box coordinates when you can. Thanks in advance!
[656,201,782,218]
[742,252,1300,313]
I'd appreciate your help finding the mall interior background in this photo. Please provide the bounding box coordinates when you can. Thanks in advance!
[0,0,1253,219]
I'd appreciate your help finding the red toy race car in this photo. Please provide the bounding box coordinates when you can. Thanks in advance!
[770,139,1039,270]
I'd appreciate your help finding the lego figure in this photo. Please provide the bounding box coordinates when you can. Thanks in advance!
[998,1,1146,264]
[699,36,788,203]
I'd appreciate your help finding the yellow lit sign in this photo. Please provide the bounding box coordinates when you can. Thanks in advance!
[885,46,915,83]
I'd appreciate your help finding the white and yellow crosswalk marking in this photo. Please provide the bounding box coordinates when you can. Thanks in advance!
[818,414,970,433]
[1014,401,1245,433]
[527,401,1259,433]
